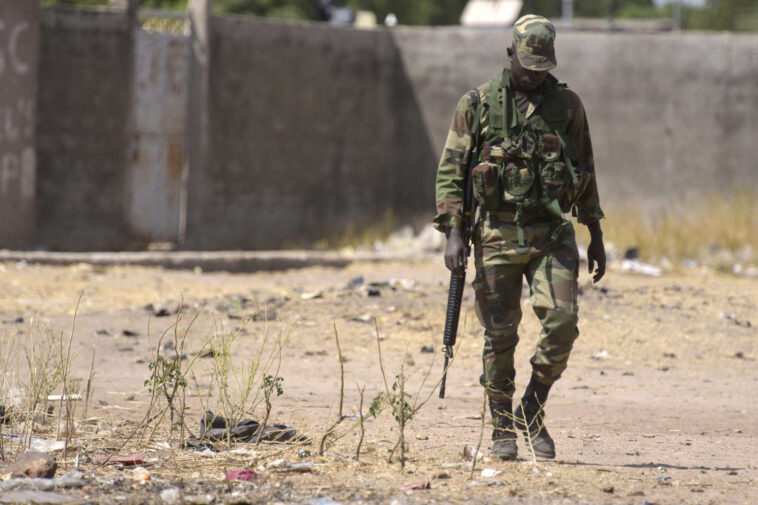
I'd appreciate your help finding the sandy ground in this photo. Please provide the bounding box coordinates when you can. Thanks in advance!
[0,256,756,505]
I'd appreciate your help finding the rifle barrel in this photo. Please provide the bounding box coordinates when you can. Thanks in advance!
[439,270,465,399]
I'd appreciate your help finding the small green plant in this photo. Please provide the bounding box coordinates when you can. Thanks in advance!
[370,372,413,426]
[262,375,284,398]
[145,356,188,395]
[371,319,448,469]
[369,367,415,468]
[195,308,289,449]
[256,374,284,446]
[139,306,202,445]
[144,353,189,430]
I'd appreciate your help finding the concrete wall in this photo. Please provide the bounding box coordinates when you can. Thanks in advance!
[30,8,758,250]
[555,32,758,207]
[0,1,39,248]
[392,28,758,208]
[186,23,758,249]
[185,17,436,249]
[36,6,135,250]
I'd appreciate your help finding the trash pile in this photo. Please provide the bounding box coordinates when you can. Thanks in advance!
[368,224,445,255]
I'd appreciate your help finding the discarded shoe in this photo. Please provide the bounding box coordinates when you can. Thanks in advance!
[198,411,309,444]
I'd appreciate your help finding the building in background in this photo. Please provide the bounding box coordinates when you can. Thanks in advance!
[461,0,523,26]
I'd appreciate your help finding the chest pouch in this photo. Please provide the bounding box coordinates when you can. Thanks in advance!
[539,161,571,200]
[516,130,537,159]
[482,131,536,163]
[539,133,561,161]
[502,160,535,204]
[472,163,502,211]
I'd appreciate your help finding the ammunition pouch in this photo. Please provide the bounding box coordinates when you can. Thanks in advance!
[472,163,502,211]
[539,161,571,200]
[502,160,536,204]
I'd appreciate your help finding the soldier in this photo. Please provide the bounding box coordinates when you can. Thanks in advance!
[433,14,606,460]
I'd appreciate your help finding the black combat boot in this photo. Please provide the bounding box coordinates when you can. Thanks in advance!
[514,376,556,459]
[489,399,517,460]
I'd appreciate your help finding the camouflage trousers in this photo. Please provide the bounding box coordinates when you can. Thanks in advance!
[472,209,580,403]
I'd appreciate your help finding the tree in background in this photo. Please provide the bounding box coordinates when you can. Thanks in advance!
[40,0,758,30]
[685,0,758,31]
[213,0,312,19]
[521,0,666,19]
[340,0,468,25]
[139,0,187,10]
[41,0,109,5]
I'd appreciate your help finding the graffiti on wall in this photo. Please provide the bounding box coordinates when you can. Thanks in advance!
[0,15,36,199]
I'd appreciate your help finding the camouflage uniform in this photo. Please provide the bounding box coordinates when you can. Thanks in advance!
[433,65,604,403]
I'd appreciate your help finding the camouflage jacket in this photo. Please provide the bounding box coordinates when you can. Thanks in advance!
[433,74,604,232]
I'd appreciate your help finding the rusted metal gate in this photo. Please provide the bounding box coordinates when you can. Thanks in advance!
[128,24,188,244]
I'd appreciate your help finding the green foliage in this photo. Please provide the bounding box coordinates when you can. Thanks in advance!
[214,0,311,18]
[368,392,384,419]
[369,373,413,425]
[262,374,284,400]
[521,0,663,19]
[521,0,756,30]
[616,2,667,19]
[139,0,187,10]
[41,0,108,6]
[341,0,466,25]
[684,0,758,31]
[520,0,561,18]
[38,0,758,30]
[40,0,467,24]
[145,355,188,395]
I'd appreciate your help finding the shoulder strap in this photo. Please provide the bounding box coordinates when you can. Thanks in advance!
[469,89,483,156]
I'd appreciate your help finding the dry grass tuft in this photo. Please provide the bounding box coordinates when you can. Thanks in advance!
[576,190,758,263]
[311,209,396,251]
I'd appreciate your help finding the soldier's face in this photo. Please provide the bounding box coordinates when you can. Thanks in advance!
[509,47,548,91]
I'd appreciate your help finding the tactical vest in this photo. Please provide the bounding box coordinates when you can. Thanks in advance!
[470,68,590,245]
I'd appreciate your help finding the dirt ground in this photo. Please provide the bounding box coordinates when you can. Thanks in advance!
[0,255,756,505]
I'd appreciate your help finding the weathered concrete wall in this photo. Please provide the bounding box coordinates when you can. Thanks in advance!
[391,27,758,208]
[184,18,436,249]
[36,6,135,250]
[554,32,758,207]
[30,10,758,250]
[0,1,39,248]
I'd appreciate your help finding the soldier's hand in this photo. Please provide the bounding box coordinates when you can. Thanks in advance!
[587,221,606,283]
[444,227,466,274]
[587,237,606,283]
[588,239,605,283]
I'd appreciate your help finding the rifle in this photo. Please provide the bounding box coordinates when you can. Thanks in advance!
[439,90,481,399]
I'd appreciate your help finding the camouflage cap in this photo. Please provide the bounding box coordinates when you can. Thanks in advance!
[513,15,557,71]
